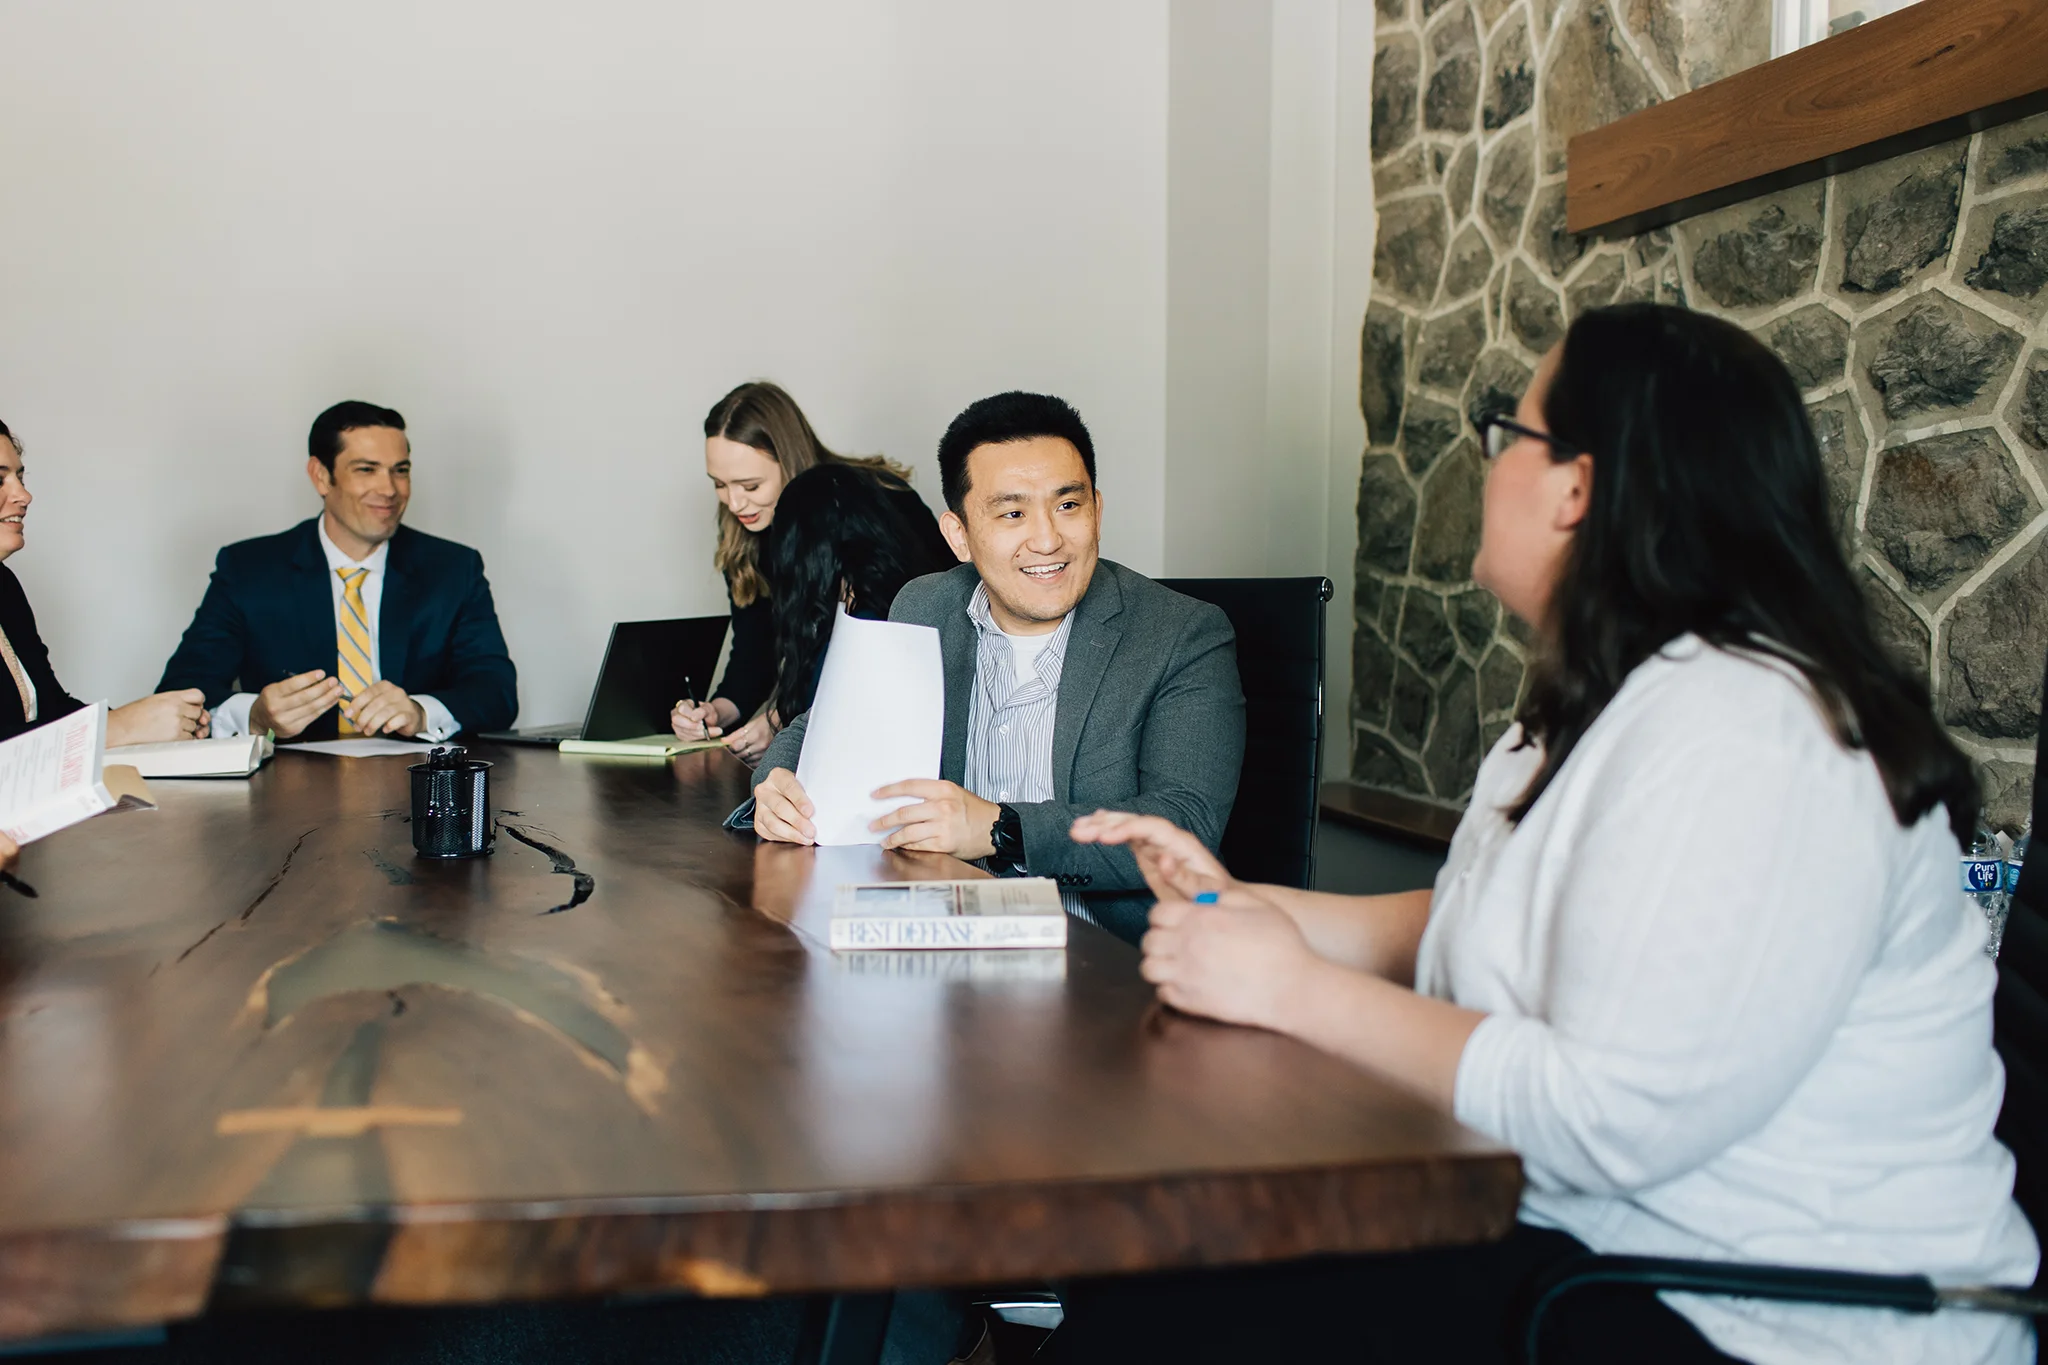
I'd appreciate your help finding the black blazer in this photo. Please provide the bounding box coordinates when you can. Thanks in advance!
[714,593,776,721]
[0,564,85,742]
[157,518,518,740]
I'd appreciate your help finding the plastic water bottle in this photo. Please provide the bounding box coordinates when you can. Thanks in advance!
[1964,817,2009,956]
[2002,816,2032,955]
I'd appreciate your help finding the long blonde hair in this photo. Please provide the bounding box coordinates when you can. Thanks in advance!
[706,381,904,606]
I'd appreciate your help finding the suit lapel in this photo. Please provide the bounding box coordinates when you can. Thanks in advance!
[1051,564,1123,798]
[289,519,335,675]
[379,526,414,687]
[940,574,977,784]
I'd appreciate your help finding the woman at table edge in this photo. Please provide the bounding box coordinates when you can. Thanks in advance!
[670,381,923,762]
[0,417,211,759]
[1053,304,2037,1365]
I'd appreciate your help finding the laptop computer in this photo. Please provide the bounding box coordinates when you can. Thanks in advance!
[482,616,731,747]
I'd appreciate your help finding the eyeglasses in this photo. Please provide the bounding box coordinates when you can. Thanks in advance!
[1478,413,1580,462]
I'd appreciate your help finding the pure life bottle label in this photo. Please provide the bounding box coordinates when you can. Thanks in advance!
[1963,857,2005,894]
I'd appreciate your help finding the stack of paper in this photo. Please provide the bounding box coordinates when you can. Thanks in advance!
[107,732,273,779]
[0,703,157,844]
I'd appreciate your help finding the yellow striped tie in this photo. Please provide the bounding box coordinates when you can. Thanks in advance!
[336,567,373,735]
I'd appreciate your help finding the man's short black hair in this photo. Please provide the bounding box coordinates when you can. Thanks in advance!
[936,391,1096,513]
[309,400,407,471]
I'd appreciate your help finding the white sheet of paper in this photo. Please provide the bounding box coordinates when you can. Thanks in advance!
[284,738,434,757]
[796,608,944,845]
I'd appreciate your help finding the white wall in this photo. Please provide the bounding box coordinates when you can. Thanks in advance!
[0,1,1170,723]
[1164,0,1376,778]
[1165,0,1274,578]
[0,0,1371,743]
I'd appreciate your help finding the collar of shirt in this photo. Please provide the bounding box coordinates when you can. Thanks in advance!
[317,517,391,578]
[966,583,1074,702]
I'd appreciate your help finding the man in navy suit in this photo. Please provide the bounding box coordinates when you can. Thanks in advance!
[159,401,517,741]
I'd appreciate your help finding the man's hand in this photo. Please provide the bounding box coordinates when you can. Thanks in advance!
[671,696,738,742]
[344,680,428,736]
[1070,810,1232,902]
[870,780,1000,858]
[249,670,343,738]
[1142,888,1320,1032]
[755,768,817,844]
[0,831,19,876]
[107,689,210,746]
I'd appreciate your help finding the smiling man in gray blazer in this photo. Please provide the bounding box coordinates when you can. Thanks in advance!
[752,391,1245,942]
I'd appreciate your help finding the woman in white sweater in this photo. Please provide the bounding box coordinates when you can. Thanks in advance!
[1052,304,2037,1365]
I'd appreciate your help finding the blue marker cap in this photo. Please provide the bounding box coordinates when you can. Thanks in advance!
[1194,891,1220,904]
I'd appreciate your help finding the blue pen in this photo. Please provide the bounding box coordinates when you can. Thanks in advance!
[1195,891,1220,904]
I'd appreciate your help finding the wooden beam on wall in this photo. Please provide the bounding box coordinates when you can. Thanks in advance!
[1566,0,2048,236]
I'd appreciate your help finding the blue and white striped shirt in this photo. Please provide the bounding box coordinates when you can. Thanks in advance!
[962,585,1087,918]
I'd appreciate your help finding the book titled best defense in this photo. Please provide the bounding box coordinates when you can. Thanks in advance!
[829,878,1068,950]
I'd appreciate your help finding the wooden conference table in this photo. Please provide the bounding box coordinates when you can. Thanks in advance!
[0,743,1520,1350]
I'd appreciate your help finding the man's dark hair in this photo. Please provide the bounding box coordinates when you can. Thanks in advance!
[309,400,407,471]
[935,391,1095,512]
[0,416,17,458]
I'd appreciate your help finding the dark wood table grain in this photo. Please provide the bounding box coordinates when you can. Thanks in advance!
[0,743,1521,1343]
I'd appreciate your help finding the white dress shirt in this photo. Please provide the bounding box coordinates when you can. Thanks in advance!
[961,584,1085,917]
[212,519,458,741]
[1418,636,2037,1365]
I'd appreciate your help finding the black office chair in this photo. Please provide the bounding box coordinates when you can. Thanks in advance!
[1158,577,1332,890]
[961,581,1330,1361]
[1516,652,2048,1362]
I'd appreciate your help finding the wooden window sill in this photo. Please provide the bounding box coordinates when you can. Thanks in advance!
[1320,781,1461,851]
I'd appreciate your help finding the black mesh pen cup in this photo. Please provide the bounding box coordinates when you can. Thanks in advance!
[409,746,494,859]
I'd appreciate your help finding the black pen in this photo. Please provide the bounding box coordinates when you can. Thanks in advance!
[1,869,39,898]
[677,683,705,738]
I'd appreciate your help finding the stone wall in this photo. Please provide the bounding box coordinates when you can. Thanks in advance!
[1356,0,2048,828]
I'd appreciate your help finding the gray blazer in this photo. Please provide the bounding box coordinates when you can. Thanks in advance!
[755,559,1245,941]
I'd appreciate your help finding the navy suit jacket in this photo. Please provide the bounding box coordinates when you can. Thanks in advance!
[158,518,518,740]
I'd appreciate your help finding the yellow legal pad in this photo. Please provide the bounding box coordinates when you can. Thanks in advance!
[557,735,727,758]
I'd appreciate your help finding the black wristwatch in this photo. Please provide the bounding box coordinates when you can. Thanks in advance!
[989,803,1025,870]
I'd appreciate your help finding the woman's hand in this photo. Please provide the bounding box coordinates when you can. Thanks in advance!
[672,696,740,742]
[1142,888,1321,1032]
[0,831,18,876]
[724,711,780,765]
[1070,811,1233,902]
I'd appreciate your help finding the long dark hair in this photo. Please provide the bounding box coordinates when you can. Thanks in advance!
[705,381,905,608]
[1510,303,1978,843]
[763,463,954,718]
